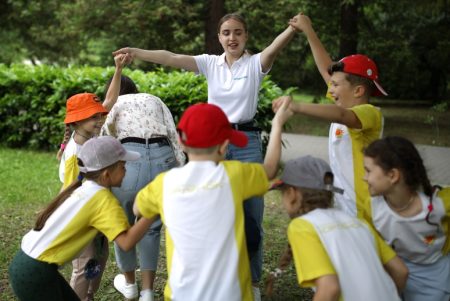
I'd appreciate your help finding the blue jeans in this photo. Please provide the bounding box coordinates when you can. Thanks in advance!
[112,141,178,272]
[226,131,264,283]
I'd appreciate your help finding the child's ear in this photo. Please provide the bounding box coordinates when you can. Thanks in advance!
[353,85,366,98]
[177,136,188,152]
[218,139,229,156]
[387,168,401,184]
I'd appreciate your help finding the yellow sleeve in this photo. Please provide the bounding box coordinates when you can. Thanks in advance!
[288,218,336,287]
[363,221,396,264]
[223,161,269,202]
[63,154,79,189]
[350,104,382,131]
[136,172,165,219]
[90,190,130,242]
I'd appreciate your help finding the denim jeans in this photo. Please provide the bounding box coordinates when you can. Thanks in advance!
[112,141,178,272]
[226,131,264,283]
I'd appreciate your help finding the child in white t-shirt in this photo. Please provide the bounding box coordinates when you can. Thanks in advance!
[364,136,450,301]
[269,155,408,301]
[8,136,155,301]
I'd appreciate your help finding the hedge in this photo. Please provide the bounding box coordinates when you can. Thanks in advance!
[0,64,289,150]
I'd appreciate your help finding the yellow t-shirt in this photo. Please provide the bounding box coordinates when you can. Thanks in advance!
[21,181,129,265]
[59,137,81,189]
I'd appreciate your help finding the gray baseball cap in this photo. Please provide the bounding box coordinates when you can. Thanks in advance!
[78,136,140,173]
[272,155,343,194]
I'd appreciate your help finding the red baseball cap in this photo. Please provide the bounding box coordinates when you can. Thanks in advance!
[340,54,387,97]
[177,103,248,148]
[64,93,108,124]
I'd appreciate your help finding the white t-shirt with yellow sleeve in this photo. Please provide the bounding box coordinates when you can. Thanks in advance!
[21,180,129,266]
[329,104,383,220]
[136,160,269,301]
[59,136,81,189]
[288,208,399,301]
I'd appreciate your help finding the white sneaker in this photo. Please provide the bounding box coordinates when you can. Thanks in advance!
[139,289,154,301]
[114,274,138,299]
[252,286,261,301]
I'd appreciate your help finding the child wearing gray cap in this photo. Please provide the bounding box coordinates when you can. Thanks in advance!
[8,136,157,301]
[268,155,408,301]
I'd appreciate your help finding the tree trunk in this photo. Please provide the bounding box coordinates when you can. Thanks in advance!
[339,0,360,57]
[205,0,225,55]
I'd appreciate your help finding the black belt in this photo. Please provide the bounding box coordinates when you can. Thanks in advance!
[230,121,261,132]
[120,136,169,146]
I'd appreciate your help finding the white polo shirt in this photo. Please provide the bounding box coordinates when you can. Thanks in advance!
[194,53,268,123]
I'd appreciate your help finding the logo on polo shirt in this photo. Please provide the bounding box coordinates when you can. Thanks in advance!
[423,234,436,245]
[335,127,345,139]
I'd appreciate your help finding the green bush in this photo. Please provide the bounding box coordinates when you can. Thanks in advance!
[0,64,287,150]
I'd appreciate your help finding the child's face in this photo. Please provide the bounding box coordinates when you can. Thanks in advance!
[218,18,248,58]
[328,72,356,108]
[363,156,393,196]
[76,113,105,135]
[281,186,302,218]
[109,161,127,187]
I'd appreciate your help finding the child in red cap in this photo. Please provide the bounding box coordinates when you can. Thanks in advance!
[273,13,386,222]
[133,100,292,301]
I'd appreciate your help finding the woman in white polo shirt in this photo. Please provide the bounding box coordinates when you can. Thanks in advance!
[112,13,298,296]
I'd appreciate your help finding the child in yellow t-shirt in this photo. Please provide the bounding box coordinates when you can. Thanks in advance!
[9,136,156,301]
[268,156,408,301]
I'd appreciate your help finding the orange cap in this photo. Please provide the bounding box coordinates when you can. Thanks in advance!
[64,93,108,124]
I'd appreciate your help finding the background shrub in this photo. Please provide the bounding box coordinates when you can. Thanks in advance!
[0,64,286,150]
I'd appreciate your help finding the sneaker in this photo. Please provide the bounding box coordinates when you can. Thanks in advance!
[139,289,154,301]
[252,286,261,301]
[114,274,138,299]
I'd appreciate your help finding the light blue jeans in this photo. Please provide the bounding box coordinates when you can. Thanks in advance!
[226,131,264,283]
[112,141,178,272]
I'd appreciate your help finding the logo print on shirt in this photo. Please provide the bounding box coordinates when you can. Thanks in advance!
[423,234,436,245]
[335,127,345,139]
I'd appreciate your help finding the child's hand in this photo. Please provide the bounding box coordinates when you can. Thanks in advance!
[114,53,130,69]
[289,13,312,33]
[272,96,293,126]
[272,95,292,113]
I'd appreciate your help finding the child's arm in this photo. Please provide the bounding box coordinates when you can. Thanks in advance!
[260,22,297,73]
[102,54,129,111]
[263,97,293,179]
[289,13,332,84]
[383,256,409,294]
[113,47,198,72]
[313,275,341,301]
[272,96,363,129]
[114,215,157,252]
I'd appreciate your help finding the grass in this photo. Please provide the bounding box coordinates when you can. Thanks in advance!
[0,148,312,300]
[288,93,450,147]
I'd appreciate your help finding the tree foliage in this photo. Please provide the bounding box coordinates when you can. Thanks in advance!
[1,0,449,101]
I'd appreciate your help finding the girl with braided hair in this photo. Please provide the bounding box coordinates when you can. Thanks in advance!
[363,136,450,301]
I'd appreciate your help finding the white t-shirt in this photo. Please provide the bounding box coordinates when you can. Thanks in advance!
[22,180,129,266]
[372,189,449,264]
[300,209,400,301]
[136,160,269,301]
[194,53,268,123]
